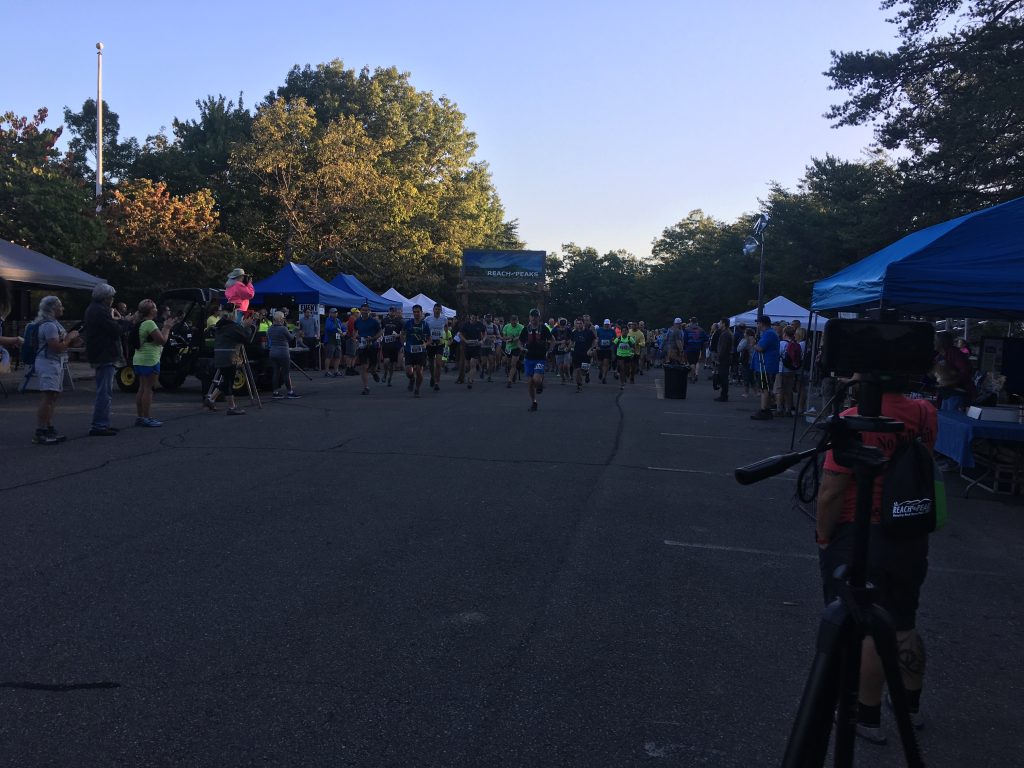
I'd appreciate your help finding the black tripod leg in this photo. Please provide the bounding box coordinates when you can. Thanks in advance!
[869,605,925,767]
[832,619,863,768]
[782,601,847,768]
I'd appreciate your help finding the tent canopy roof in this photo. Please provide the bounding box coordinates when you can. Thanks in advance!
[329,274,391,312]
[252,262,366,308]
[0,240,103,290]
[730,296,827,331]
[812,196,1024,318]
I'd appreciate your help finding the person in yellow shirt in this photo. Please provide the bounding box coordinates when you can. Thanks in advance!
[627,322,646,378]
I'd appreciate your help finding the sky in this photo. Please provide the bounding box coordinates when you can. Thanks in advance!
[4,0,901,261]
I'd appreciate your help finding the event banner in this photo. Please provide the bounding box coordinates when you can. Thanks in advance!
[462,250,546,283]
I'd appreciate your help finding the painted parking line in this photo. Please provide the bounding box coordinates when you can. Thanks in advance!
[660,432,764,441]
[663,539,817,560]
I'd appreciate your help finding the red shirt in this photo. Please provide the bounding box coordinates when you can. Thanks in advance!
[822,394,937,524]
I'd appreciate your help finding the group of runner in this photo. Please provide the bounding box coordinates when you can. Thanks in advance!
[323,302,672,411]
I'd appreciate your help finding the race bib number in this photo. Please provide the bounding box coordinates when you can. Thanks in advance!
[581,362,590,371]
[533,363,546,374]
[334,332,342,342]
[358,338,368,349]
[599,339,610,348]
[384,334,397,343]
[409,344,424,354]
[431,328,443,340]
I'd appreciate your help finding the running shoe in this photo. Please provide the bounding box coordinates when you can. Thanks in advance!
[272,392,285,400]
[227,408,246,416]
[361,388,369,395]
[203,397,217,411]
[32,430,61,445]
[529,401,538,411]
[372,372,380,383]
[140,418,163,428]
[287,391,302,399]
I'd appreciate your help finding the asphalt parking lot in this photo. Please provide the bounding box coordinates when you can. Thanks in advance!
[0,367,1021,766]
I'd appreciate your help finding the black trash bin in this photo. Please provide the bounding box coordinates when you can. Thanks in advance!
[663,363,688,399]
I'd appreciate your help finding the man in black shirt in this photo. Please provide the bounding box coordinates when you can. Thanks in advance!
[460,313,487,390]
[519,308,554,411]
[570,318,597,393]
[380,306,404,386]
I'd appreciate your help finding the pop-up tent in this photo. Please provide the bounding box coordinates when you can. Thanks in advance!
[252,262,366,309]
[381,287,421,318]
[329,274,391,312]
[730,296,827,331]
[409,292,456,318]
[0,240,103,290]
[812,195,1024,318]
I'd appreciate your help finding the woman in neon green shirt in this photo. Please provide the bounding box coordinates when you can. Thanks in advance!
[132,299,176,427]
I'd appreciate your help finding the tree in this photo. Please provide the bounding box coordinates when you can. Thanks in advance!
[0,109,105,266]
[101,179,238,296]
[547,243,649,322]
[826,0,1024,220]
[63,99,140,186]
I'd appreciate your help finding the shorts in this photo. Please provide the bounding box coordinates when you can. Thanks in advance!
[357,346,377,365]
[524,358,546,378]
[481,346,495,356]
[463,345,480,360]
[382,344,401,363]
[597,348,612,361]
[819,523,929,631]
[323,342,343,359]
[757,371,777,391]
[685,351,700,365]
[34,360,64,392]
[506,347,521,357]
[345,338,356,357]
[427,343,444,359]
[556,353,571,366]
[133,363,161,376]
[572,353,590,367]
[405,352,426,368]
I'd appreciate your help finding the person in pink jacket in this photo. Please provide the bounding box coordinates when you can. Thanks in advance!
[224,268,254,322]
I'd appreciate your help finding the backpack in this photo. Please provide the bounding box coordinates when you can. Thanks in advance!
[880,437,947,537]
[783,340,802,370]
[20,321,46,366]
[125,321,145,360]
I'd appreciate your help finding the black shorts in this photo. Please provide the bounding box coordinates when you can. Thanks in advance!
[506,347,521,357]
[819,523,929,631]
[427,343,444,359]
[572,353,590,367]
[685,351,700,365]
[463,345,480,360]
[405,352,426,368]
[382,344,401,363]
[597,348,612,361]
[357,347,377,365]
[757,371,777,391]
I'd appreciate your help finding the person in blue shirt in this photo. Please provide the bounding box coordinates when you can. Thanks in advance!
[750,314,780,420]
[353,303,382,395]
[402,304,431,397]
[322,308,346,377]
[595,319,617,383]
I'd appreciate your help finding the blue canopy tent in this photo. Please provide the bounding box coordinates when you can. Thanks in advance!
[811,196,1024,319]
[329,273,391,312]
[252,262,366,309]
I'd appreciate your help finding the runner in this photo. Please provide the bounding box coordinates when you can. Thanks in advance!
[322,307,345,377]
[552,317,572,384]
[354,303,382,395]
[520,308,554,411]
[502,314,524,387]
[460,312,486,389]
[612,326,637,389]
[595,319,617,383]
[425,303,448,391]
[626,321,645,382]
[481,313,500,383]
[380,305,404,386]
[571,317,597,393]
[402,304,430,397]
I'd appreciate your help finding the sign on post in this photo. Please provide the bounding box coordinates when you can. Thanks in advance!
[462,250,546,284]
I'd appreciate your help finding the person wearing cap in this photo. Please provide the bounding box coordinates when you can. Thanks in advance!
[354,303,382,394]
[626,321,646,380]
[322,308,345,377]
[519,309,554,411]
[683,317,708,383]
[224,268,254,323]
[664,318,685,364]
[380,305,405,386]
[83,282,130,436]
[595,319,617,383]
[502,314,524,387]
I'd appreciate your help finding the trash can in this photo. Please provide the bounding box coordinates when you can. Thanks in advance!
[664,363,688,399]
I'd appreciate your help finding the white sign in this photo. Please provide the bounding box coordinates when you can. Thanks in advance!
[299,304,324,316]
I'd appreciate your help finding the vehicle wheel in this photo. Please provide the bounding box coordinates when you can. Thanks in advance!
[116,366,139,393]
[232,369,248,394]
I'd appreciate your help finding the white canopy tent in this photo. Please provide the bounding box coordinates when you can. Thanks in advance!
[408,292,456,319]
[381,287,418,318]
[729,295,828,332]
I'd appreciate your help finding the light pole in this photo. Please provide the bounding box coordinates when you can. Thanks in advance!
[95,42,104,211]
[743,213,770,318]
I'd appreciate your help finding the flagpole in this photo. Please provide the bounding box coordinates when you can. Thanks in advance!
[95,42,104,211]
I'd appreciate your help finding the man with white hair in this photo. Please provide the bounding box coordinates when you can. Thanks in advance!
[83,283,128,436]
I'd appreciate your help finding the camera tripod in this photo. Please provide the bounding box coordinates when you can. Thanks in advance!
[207,345,262,409]
[736,404,925,767]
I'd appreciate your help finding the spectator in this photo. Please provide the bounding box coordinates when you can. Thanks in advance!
[778,325,798,416]
[268,311,301,399]
[0,276,22,353]
[298,308,321,370]
[750,315,780,420]
[322,308,345,377]
[933,331,974,410]
[83,283,129,436]
[664,317,685,364]
[204,305,255,415]
[31,296,79,445]
[713,318,733,402]
[224,268,255,322]
[132,299,177,427]
[737,328,756,398]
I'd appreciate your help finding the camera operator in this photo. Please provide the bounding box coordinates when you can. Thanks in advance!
[224,268,255,323]
[815,373,937,744]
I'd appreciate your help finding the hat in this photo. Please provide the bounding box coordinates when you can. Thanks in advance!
[603,318,611,325]
[329,307,338,313]
[227,268,246,279]
[351,307,360,313]
[529,308,540,317]
[673,317,682,324]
